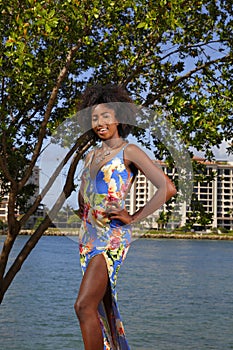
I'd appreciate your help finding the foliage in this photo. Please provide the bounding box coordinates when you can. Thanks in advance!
[54,204,81,225]
[0,220,7,231]
[33,216,45,230]
[0,0,232,302]
[185,193,213,230]
[157,210,169,229]
[217,226,229,234]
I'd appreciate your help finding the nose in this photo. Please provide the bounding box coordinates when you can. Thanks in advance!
[96,115,105,126]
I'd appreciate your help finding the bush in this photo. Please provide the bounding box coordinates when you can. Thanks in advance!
[211,227,219,234]
[218,227,229,234]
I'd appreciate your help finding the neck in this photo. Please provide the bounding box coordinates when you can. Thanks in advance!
[102,138,124,149]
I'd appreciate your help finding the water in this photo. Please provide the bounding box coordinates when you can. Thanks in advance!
[1,236,233,350]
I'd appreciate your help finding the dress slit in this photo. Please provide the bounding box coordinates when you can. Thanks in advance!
[79,146,133,349]
[80,248,131,350]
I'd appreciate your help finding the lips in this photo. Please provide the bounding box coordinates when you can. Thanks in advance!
[97,127,108,135]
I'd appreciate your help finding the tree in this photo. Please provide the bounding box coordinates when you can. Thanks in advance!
[0,0,232,303]
[157,210,169,229]
[53,204,81,227]
[186,193,213,231]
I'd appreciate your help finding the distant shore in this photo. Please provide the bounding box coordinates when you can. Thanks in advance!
[1,229,233,241]
[138,232,233,240]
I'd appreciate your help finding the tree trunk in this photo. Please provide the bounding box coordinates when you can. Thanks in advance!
[0,133,94,304]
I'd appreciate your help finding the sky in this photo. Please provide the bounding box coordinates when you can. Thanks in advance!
[212,140,233,162]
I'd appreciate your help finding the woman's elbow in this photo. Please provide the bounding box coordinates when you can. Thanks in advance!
[166,181,177,200]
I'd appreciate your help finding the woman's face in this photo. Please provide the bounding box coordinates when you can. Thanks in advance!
[91,104,120,140]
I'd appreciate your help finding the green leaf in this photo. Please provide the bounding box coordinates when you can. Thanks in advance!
[137,22,146,28]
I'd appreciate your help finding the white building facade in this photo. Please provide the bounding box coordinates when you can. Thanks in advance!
[126,159,233,231]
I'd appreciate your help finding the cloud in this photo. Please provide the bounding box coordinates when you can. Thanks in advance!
[212,140,233,161]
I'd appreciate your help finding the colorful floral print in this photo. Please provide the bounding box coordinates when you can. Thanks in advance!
[79,146,134,350]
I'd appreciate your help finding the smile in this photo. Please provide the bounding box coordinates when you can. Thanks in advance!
[98,128,108,133]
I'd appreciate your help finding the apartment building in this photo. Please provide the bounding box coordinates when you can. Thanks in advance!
[126,158,233,231]
[216,161,233,230]
[0,166,43,226]
[0,193,9,223]
[1,160,233,231]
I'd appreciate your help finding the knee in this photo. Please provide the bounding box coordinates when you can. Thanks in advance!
[74,298,94,321]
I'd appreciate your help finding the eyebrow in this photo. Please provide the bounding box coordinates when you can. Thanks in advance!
[91,111,111,117]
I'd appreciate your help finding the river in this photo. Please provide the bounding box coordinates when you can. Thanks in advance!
[1,236,233,350]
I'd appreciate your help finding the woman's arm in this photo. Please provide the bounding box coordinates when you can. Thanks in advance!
[108,144,177,224]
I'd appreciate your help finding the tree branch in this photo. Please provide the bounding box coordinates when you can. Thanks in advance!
[0,135,93,303]
[0,115,18,185]
[143,54,232,107]
[19,130,94,227]
[120,32,163,87]
[18,42,83,191]
[121,39,228,89]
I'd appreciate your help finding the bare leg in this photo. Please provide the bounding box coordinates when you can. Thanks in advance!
[103,281,116,344]
[74,254,109,350]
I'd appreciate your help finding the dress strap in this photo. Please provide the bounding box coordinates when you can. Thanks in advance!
[121,141,129,152]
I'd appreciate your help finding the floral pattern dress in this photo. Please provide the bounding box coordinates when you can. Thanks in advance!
[79,145,135,350]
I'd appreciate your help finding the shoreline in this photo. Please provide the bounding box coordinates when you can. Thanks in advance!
[138,232,233,240]
[1,230,233,241]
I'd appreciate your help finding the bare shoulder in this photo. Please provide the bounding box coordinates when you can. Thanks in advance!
[125,143,139,150]
[124,143,149,161]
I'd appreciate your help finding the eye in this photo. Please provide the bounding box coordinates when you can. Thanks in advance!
[92,116,98,122]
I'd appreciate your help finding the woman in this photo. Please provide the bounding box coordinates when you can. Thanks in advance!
[74,85,177,350]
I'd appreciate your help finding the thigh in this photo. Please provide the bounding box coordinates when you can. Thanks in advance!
[77,254,109,307]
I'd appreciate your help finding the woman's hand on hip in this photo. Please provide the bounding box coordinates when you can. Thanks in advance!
[106,207,133,225]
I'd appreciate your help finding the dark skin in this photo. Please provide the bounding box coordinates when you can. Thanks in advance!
[74,104,177,350]
[74,254,110,349]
